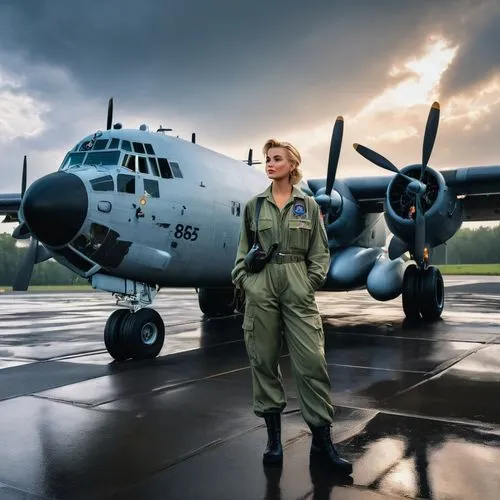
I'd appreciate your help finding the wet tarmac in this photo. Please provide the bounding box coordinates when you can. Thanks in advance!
[0,276,499,499]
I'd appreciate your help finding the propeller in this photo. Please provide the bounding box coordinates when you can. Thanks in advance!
[12,156,29,240]
[352,101,441,265]
[106,97,113,130]
[11,156,50,290]
[314,116,344,219]
[12,238,38,291]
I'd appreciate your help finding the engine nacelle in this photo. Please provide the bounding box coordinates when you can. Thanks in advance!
[384,164,464,250]
[318,180,363,249]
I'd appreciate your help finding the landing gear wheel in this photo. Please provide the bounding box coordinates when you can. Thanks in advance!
[104,308,130,361]
[402,264,420,320]
[420,266,444,320]
[198,287,235,316]
[121,308,165,360]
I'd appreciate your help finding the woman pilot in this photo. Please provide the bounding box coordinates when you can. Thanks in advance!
[231,139,352,475]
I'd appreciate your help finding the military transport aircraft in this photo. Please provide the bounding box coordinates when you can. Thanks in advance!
[1,99,500,362]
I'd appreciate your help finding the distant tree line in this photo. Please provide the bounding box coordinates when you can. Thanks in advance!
[0,225,499,285]
[432,225,500,265]
[0,233,87,286]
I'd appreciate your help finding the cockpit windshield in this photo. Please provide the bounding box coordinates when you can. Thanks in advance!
[60,151,121,170]
[84,151,121,166]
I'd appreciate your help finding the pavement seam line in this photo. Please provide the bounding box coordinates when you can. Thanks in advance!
[379,338,497,405]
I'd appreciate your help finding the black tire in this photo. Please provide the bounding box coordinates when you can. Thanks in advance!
[420,266,444,320]
[402,264,420,320]
[121,308,165,360]
[104,309,130,361]
[198,287,235,316]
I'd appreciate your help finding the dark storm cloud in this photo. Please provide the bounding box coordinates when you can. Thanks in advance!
[440,4,500,97]
[0,0,484,142]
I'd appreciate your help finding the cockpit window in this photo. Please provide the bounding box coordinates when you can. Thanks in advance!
[133,142,146,154]
[144,179,159,198]
[109,138,120,149]
[92,139,109,150]
[60,152,86,169]
[84,151,120,166]
[90,175,114,191]
[148,157,160,177]
[157,158,173,178]
[117,174,135,193]
[170,161,183,178]
[122,154,136,171]
[122,140,132,152]
[144,143,155,155]
[137,156,148,174]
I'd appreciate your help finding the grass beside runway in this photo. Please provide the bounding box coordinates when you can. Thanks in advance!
[437,264,500,275]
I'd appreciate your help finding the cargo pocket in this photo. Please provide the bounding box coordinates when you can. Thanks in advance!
[311,314,325,353]
[251,218,273,249]
[288,219,312,251]
[243,314,258,364]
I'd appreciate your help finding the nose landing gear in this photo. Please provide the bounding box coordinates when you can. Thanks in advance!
[104,307,165,361]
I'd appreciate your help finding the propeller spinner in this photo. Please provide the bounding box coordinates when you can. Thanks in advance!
[353,102,441,266]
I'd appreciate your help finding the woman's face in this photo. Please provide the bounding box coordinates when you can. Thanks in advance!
[265,147,293,181]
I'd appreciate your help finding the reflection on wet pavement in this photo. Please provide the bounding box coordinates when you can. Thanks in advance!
[0,278,499,499]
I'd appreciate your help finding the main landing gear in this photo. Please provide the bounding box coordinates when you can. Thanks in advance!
[402,264,444,320]
[197,287,244,316]
[101,281,165,361]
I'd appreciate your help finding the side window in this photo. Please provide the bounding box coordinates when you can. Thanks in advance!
[157,158,173,179]
[137,156,149,174]
[90,175,114,191]
[144,179,160,198]
[148,157,160,177]
[170,161,183,178]
[117,174,135,194]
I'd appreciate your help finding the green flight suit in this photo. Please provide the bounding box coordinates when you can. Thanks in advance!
[231,184,334,427]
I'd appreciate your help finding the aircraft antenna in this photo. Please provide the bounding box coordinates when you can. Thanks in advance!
[157,125,173,134]
[106,98,113,130]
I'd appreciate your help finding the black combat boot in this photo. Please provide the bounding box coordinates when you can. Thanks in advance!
[263,413,283,465]
[309,424,352,475]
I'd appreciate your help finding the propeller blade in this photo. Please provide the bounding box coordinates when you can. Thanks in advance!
[106,97,114,130]
[353,143,400,175]
[21,155,27,198]
[12,222,30,240]
[421,101,440,180]
[325,116,344,197]
[12,238,38,291]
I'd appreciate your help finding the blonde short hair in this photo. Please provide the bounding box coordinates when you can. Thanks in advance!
[263,139,303,185]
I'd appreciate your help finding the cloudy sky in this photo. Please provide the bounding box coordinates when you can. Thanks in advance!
[1,0,500,233]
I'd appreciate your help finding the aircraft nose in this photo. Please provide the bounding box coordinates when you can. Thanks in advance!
[23,172,88,247]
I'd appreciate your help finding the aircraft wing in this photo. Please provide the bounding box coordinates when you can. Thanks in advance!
[311,164,500,221]
[0,193,22,222]
[442,165,500,222]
